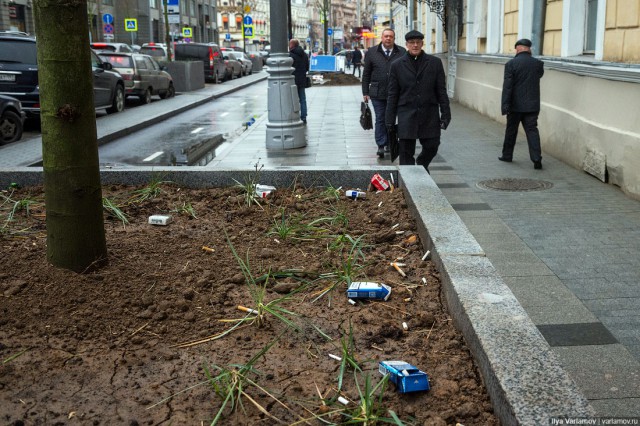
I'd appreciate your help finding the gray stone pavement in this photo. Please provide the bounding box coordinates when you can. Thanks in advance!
[2,74,639,417]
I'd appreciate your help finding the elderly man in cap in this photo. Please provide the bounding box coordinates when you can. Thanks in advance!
[499,38,545,169]
[386,30,451,172]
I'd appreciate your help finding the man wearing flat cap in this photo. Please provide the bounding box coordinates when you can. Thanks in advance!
[386,30,451,172]
[499,38,545,169]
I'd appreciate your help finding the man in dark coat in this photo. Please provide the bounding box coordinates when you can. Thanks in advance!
[386,30,451,171]
[289,39,310,124]
[362,28,406,158]
[351,45,363,78]
[499,38,545,169]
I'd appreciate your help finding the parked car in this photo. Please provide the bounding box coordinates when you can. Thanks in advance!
[139,43,170,62]
[0,94,25,144]
[98,52,174,103]
[228,51,252,76]
[222,53,243,80]
[90,42,135,53]
[174,43,225,84]
[0,34,125,118]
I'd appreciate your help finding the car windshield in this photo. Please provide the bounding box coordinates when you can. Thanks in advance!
[0,40,37,63]
[139,47,164,57]
[99,55,134,68]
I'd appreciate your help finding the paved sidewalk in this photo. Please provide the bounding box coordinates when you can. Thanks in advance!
[212,83,640,417]
[2,76,638,417]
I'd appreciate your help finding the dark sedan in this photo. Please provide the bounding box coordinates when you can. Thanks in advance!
[0,94,25,144]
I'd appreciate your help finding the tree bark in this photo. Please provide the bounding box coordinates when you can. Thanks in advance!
[34,0,108,272]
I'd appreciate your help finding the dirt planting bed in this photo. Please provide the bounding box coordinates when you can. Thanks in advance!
[0,181,498,425]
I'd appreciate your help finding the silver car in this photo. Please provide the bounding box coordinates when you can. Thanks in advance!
[98,52,175,103]
[229,52,253,76]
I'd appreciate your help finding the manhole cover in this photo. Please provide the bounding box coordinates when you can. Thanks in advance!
[477,178,553,192]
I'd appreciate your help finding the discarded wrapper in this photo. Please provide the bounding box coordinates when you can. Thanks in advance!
[371,173,390,191]
[148,215,172,226]
[255,184,276,198]
[346,282,391,301]
[345,190,366,200]
[379,360,430,393]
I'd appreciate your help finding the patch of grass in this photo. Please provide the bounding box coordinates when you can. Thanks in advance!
[0,189,40,234]
[2,348,29,365]
[336,320,362,391]
[233,162,264,208]
[342,373,403,425]
[314,234,368,302]
[172,201,197,219]
[102,197,129,225]
[127,176,171,204]
[321,184,343,201]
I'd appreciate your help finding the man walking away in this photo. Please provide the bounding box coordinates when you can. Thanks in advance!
[499,38,545,169]
[351,45,363,78]
[362,28,406,158]
[386,30,451,172]
[289,39,310,124]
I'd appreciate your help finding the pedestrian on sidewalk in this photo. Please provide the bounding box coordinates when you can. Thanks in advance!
[362,28,406,158]
[289,38,310,124]
[351,45,363,78]
[346,50,353,70]
[386,30,451,172]
[499,38,545,169]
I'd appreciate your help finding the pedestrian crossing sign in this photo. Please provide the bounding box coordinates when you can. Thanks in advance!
[243,25,254,38]
[125,18,137,32]
[182,27,192,38]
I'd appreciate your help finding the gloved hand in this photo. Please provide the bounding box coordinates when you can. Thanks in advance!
[502,107,510,116]
[440,119,450,130]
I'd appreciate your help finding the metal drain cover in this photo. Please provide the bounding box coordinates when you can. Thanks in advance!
[477,178,553,192]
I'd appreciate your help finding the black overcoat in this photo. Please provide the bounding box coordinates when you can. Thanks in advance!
[501,51,544,115]
[386,52,451,139]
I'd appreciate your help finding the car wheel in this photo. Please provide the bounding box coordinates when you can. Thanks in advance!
[214,71,220,84]
[107,84,125,114]
[159,83,175,99]
[0,110,23,145]
[141,88,152,104]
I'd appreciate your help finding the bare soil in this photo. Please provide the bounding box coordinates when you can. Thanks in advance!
[317,73,362,86]
[0,182,498,425]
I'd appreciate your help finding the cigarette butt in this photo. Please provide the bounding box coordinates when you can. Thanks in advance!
[404,297,411,302]
[389,174,395,185]
[392,262,406,277]
[391,223,400,230]
[378,201,383,207]
[421,250,431,261]
[389,262,406,267]
[348,299,356,305]
[329,354,342,361]
[202,246,215,252]
[402,322,409,331]
[422,277,427,284]
[338,396,349,405]
[371,344,384,351]
[237,305,258,315]
[395,230,405,235]
[274,238,280,244]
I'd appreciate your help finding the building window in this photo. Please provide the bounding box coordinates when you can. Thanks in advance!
[584,0,598,53]
[102,0,113,5]
[222,14,229,31]
[149,0,157,9]
[191,0,196,17]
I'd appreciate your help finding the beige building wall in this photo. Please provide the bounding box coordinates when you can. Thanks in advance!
[503,0,519,53]
[544,0,563,56]
[604,0,640,62]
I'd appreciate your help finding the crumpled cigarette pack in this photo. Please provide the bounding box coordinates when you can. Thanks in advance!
[379,360,430,393]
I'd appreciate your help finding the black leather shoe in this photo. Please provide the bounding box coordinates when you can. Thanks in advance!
[534,161,542,169]
[384,145,390,152]
[377,147,385,158]
[498,156,512,162]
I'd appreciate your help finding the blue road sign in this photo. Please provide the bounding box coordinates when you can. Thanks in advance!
[327,28,333,36]
[103,13,113,24]
[306,37,311,43]
[310,55,337,72]
[243,15,253,26]
[225,33,231,41]
[104,24,113,34]
[244,25,254,38]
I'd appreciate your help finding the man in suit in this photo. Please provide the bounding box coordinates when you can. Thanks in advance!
[386,30,451,171]
[362,28,406,158]
[499,38,545,169]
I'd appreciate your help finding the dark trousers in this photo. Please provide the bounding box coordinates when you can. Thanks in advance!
[370,99,388,147]
[399,137,440,171]
[502,111,542,162]
[352,63,361,77]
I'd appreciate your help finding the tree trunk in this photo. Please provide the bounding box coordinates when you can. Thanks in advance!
[34,0,108,272]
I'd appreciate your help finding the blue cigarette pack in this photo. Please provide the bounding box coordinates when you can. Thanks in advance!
[346,282,391,301]
[378,361,430,393]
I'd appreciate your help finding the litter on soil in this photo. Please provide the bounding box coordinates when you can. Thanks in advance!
[0,180,498,425]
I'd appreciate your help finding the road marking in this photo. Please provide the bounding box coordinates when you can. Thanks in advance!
[240,102,247,106]
[191,127,204,134]
[220,112,229,117]
[143,151,164,162]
